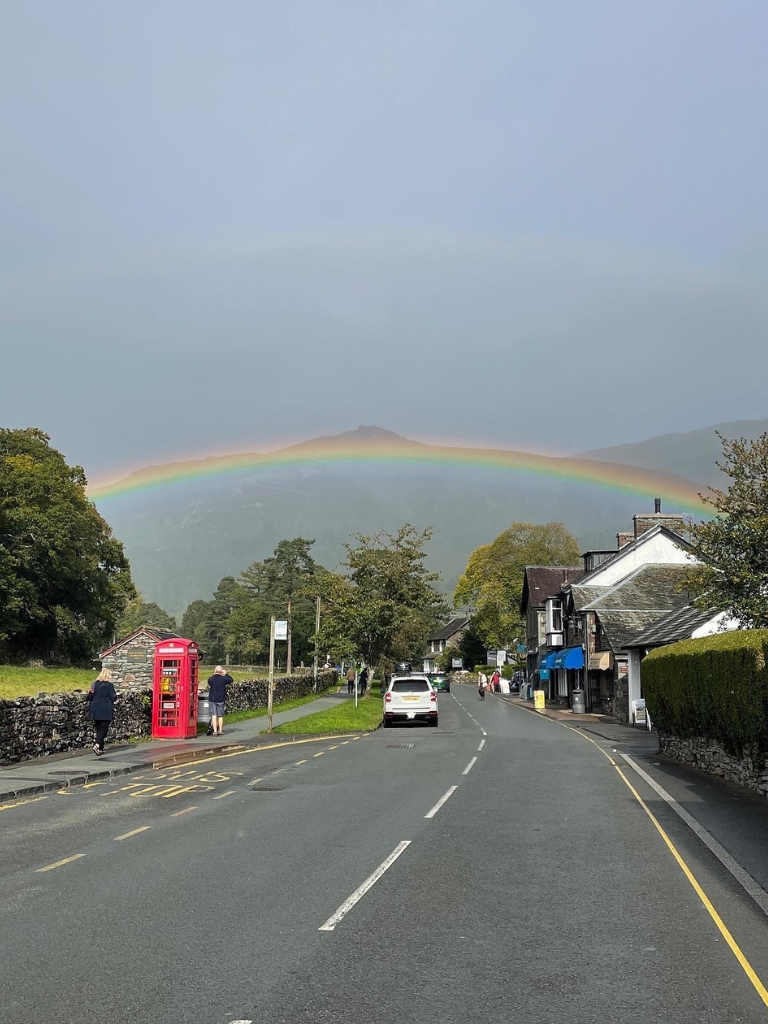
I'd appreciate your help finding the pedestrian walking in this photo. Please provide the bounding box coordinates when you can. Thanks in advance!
[359,666,369,695]
[87,668,117,755]
[207,665,233,736]
[477,671,487,699]
[346,666,356,694]
[491,669,501,694]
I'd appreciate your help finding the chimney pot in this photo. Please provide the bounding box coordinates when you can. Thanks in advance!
[654,497,662,514]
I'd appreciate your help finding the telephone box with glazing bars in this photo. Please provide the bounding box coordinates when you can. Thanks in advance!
[152,638,200,739]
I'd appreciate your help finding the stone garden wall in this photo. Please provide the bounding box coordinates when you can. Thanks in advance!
[659,733,768,798]
[0,671,337,765]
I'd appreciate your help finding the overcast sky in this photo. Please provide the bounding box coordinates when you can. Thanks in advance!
[1,1,767,477]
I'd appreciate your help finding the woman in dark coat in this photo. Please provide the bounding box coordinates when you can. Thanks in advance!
[87,669,117,755]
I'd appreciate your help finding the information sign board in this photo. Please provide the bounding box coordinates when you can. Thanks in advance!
[273,620,288,640]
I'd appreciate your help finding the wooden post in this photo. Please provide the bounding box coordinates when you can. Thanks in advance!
[313,595,320,692]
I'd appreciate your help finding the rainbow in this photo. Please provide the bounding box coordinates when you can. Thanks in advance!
[88,430,711,514]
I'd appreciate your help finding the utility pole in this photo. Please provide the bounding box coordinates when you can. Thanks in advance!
[313,595,320,692]
[267,615,276,733]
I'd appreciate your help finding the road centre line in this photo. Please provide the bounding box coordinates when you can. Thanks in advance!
[36,854,86,873]
[170,806,197,818]
[620,753,768,919]
[319,841,412,932]
[477,739,486,752]
[0,795,48,812]
[294,759,308,765]
[212,789,236,800]
[462,757,478,775]
[425,786,458,819]
[313,751,324,757]
[114,826,151,841]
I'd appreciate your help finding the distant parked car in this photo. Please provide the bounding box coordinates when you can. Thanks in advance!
[429,673,450,693]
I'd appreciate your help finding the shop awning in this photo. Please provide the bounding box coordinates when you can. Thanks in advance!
[552,646,585,670]
[540,651,558,670]
[588,651,614,671]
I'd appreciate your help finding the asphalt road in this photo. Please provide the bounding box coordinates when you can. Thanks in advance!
[2,686,768,1023]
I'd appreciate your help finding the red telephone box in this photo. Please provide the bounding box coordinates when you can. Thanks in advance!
[152,637,200,739]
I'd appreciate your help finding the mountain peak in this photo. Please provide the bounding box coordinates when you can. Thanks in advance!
[350,425,406,441]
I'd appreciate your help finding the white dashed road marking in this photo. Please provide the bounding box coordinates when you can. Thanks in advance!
[477,739,486,752]
[462,757,477,775]
[319,841,412,932]
[425,786,458,819]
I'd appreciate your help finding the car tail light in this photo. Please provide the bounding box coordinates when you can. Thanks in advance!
[385,692,392,702]
[430,692,437,702]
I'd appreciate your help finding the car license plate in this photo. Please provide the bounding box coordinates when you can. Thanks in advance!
[403,695,420,702]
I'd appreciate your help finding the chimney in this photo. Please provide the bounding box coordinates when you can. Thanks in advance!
[654,496,662,514]
[633,497,691,540]
[616,531,633,550]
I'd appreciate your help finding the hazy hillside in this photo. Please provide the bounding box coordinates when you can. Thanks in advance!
[581,417,768,487]
[95,426,708,617]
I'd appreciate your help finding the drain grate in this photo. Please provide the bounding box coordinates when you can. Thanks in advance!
[386,744,417,749]
[252,784,284,792]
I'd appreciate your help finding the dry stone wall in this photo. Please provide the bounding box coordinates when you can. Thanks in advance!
[0,671,337,765]
[659,733,768,797]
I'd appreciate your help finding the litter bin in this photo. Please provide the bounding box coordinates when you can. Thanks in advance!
[197,692,211,723]
[571,689,586,715]
[525,683,534,701]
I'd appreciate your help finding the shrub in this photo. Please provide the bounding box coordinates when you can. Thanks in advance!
[643,630,768,760]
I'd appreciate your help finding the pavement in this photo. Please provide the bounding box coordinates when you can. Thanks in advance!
[503,692,660,746]
[0,686,355,804]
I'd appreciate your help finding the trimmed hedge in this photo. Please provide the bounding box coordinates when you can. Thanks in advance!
[643,630,768,760]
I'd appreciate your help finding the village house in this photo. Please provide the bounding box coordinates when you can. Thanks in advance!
[99,626,180,688]
[422,616,471,674]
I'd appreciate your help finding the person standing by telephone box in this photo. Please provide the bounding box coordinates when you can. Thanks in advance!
[152,638,200,739]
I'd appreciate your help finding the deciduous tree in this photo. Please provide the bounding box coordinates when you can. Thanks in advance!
[454,522,580,649]
[0,428,135,663]
[686,432,768,627]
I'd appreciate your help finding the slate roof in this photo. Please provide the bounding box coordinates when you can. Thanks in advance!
[428,616,471,642]
[520,566,585,614]
[569,584,610,611]
[99,626,179,658]
[581,563,692,613]
[624,605,723,648]
[597,610,665,652]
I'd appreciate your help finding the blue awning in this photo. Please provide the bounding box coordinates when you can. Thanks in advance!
[540,651,558,670]
[552,646,585,670]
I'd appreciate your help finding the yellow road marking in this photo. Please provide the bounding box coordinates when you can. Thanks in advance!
[0,795,48,812]
[129,785,161,797]
[294,759,308,765]
[56,790,73,796]
[557,712,768,1007]
[82,781,107,789]
[212,789,236,800]
[36,853,85,873]
[614,765,768,1008]
[114,826,151,841]
[170,806,197,817]
[184,735,353,767]
[152,786,189,798]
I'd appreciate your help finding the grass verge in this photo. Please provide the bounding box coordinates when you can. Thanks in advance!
[196,689,337,734]
[273,693,382,735]
[0,666,96,700]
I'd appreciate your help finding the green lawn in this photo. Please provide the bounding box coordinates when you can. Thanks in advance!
[273,692,383,735]
[196,689,337,733]
[0,666,97,700]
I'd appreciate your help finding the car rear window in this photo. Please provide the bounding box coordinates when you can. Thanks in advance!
[391,680,430,692]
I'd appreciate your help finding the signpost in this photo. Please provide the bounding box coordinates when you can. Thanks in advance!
[267,619,289,732]
[451,657,463,669]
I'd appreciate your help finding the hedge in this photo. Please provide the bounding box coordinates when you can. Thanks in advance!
[643,630,768,760]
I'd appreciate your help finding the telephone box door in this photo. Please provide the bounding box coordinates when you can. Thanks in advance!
[152,638,200,739]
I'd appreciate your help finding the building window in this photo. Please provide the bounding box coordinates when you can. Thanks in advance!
[546,599,563,634]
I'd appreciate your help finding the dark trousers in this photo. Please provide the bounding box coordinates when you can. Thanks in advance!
[94,720,110,751]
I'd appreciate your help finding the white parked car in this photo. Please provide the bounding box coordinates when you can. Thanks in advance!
[383,675,438,728]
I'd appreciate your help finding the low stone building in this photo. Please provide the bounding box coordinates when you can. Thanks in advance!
[99,626,180,688]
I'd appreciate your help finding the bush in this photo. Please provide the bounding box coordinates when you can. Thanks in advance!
[643,630,768,760]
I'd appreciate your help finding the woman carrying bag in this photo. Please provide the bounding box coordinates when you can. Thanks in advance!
[87,668,117,755]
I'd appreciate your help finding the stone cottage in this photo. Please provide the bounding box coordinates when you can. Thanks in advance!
[99,626,180,688]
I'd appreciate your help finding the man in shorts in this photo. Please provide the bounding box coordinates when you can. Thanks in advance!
[207,665,233,736]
